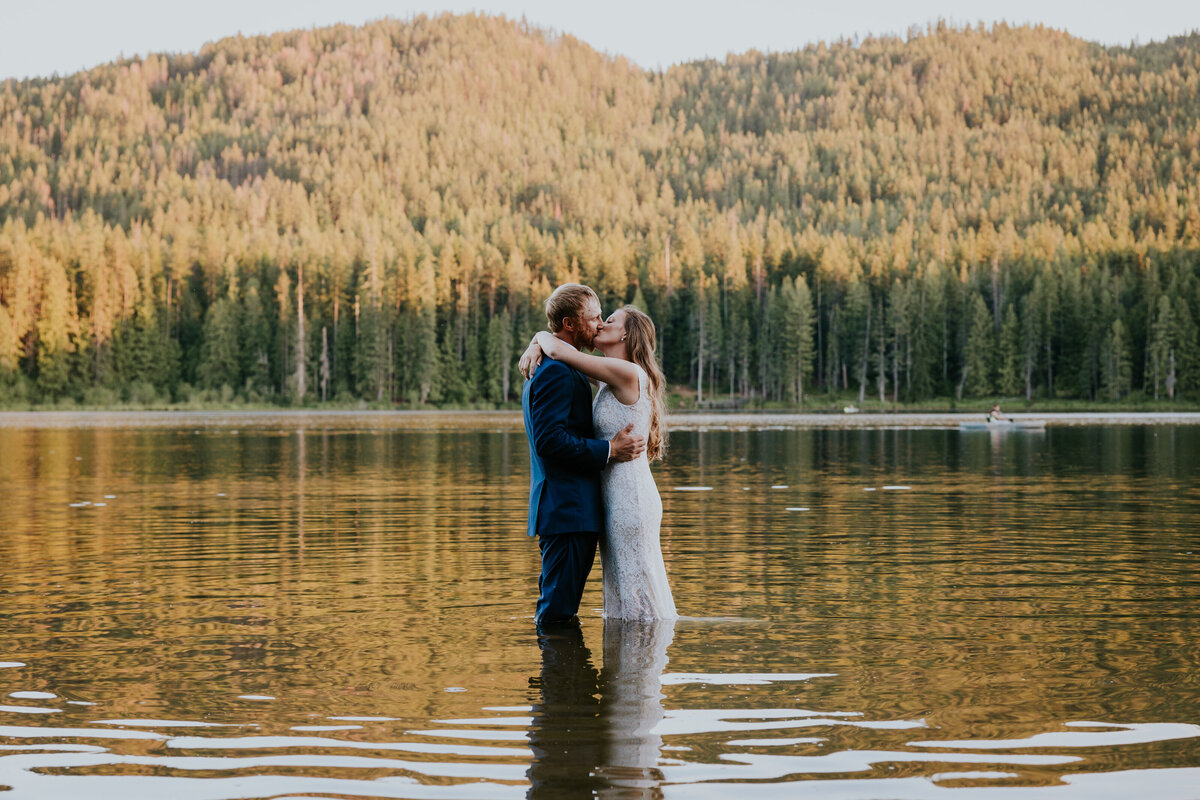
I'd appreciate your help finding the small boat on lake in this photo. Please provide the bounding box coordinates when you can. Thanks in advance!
[959,419,1046,432]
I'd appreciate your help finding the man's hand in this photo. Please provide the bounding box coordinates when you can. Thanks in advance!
[518,341,543,379]
[608,423,645,463]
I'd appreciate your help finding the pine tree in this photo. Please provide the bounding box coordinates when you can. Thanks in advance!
[356,301,387,402]
[1102,318,1133,400]
[320,325,331,402]
[198,294,242,392]
[793,276,816,404]
[241,278,272,398]
[964,293,996,398]
[726,288,750,398]
[1029,274,1059,397]
[703,279,723,401]
[485,308,514,404]
[1148,294,1176,399]
[1173,293,1199,393]
[845,281,871,403]
[36,256,76,399]
[295,262,307,403]
[275,269,292,398]
[998,303,1023,397]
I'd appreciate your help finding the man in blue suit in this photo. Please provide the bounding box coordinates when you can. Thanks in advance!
[522,283,644,624]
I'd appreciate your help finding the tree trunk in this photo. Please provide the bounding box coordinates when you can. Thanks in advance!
[664,235,671,295]
[1045,337,1053,399]
[320,326,330,402]
[942,313,948,383]
[991,256,1002,332]
[296,262,306,402]
[1167,348,1176,399]
[816,277,823,392]
[893,320,901,403]
[697,302,704,405]
[877,304,886,403]
[857,299,871,404]
[905,328,912,397]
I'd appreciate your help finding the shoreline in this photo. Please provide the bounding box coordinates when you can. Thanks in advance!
[3,409,1200,431]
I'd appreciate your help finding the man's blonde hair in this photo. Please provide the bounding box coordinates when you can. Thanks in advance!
[545,283,599,332]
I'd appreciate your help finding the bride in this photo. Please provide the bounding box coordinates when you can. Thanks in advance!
[519,305,677,621]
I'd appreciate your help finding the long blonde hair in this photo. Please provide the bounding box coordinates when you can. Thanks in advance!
[621,305,667,462]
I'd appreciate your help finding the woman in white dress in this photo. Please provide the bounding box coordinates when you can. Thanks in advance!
[519,305,677,621]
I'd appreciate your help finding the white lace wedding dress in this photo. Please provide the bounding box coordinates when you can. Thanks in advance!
[593,364,677,620]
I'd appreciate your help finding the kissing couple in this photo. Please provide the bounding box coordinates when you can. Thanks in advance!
[519,283,677,625]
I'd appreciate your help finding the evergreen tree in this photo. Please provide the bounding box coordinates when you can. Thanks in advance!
[241,278,272,398]
[964,293,996,398]
[1029,274,1059,397]
[320,326,331,402]
[1174,293,1199,393]
[1148,294,1176,399]
[35,257,76,399]
[1102,318,1133,400]
[198,294,242,392]
[1019,295,1040,401]
[356,301,387,402]
[791,276,816,404]
[998,304,1023,397]
[414,307,440,404]
[485,308,514,404]
[845,281,871,403]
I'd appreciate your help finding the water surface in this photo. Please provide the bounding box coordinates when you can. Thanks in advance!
[1,415,1198,798]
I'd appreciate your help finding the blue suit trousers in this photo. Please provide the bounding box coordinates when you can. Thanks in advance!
[536,532,599,623]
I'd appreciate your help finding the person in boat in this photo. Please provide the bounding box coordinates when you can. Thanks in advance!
[987,404,1005,422]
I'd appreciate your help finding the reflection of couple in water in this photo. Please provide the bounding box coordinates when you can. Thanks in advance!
[527,619,675,798]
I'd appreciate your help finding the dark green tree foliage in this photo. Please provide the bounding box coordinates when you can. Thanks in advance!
[760,275,818,404]
[964,293,996,398]
[198,291,241,391]
[1102,318,1133,400]
[1,16,1200,405]
[241,278,272,397]
[998,303,1023,397]
[485,307,514,403]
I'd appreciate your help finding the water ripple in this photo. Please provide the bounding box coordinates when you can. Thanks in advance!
[910,721,1200,749]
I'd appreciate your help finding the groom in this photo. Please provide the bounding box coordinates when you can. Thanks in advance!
[523,283,644,624]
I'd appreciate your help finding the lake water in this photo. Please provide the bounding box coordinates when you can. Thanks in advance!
[1,413,1198,799]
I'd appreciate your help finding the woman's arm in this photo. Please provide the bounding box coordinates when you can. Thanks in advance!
[535,332,640,404]
[518,333,598,385]
[517,336,543,380]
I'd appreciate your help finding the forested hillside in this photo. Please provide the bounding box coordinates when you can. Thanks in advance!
[2,14,1199,407]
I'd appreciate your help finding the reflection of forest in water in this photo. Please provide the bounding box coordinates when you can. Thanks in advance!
[0,424,1198,792]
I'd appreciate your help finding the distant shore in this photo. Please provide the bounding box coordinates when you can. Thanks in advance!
[3,409,1200,431]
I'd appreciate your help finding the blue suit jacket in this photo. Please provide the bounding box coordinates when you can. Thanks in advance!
[522,358,609,537]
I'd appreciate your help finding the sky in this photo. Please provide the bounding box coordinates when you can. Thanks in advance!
[2,1,1197,81]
